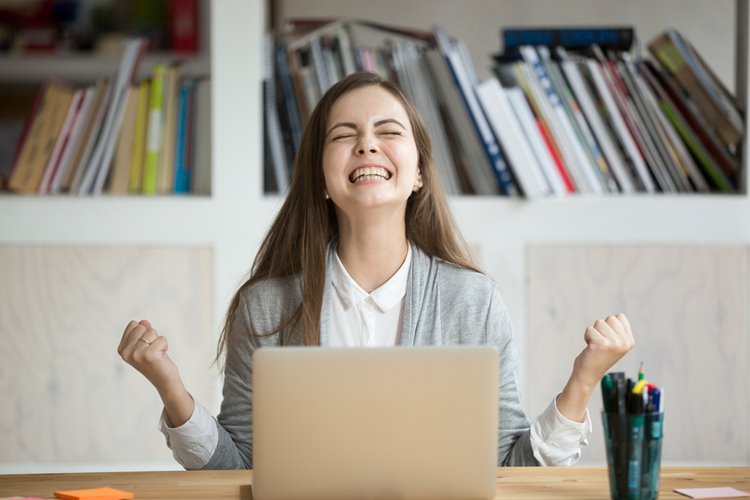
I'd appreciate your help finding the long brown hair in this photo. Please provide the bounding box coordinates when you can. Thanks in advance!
[216,72,479,362]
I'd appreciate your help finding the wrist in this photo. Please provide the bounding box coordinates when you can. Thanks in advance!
[566,370,599,398]
[158,380,189,404]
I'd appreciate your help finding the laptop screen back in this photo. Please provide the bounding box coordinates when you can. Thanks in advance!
[252,346,499,500]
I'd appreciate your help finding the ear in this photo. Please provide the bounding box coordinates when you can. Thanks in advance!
[413,171,424,192]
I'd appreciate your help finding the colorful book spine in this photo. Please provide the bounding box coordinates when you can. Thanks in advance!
[129,78,151,193]
[173,79,194,193]
[142,64,166,195]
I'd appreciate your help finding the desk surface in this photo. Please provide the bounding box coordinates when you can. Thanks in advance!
[0,467,748,499]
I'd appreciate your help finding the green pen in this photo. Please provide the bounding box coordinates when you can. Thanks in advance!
[601,373,614,413]
[627,393,645,500]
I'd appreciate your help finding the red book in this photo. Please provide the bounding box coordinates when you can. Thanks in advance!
[537,118,575,193]
[169,0,199,53]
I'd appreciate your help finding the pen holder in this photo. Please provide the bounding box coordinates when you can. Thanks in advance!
[601,411,664,500]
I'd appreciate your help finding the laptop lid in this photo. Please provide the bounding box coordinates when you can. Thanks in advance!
[252,345,499,500]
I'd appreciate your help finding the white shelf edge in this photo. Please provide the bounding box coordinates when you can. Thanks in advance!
[0,195,218,245]
[258,194,750,244]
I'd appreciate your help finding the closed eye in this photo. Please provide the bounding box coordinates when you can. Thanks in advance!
[332,134,355,141]
[380,131,402,136]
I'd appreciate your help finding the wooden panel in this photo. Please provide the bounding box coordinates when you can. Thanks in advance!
[0,246,214,466]
[526,245,749,464]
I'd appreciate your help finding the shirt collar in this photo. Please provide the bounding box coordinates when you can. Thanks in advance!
[331,242,412,312]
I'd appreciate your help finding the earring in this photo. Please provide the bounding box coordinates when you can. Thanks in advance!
[324,191,330,199]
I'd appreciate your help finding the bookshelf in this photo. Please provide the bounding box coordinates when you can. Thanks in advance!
[1,0,749,470]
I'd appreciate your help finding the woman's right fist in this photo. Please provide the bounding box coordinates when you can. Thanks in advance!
[117,319,182,397]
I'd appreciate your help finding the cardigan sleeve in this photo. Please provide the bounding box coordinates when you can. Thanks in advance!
[484,284,540,466]
[202,290,257,469]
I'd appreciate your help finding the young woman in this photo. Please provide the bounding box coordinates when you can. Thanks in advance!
[118,72,634,469]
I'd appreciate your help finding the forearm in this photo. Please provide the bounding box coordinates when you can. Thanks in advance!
[556,372,596,423]
[159,382,195,428]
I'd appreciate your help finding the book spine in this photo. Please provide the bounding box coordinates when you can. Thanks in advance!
[129,79,151,193]
[38,88,85,194]
[521,46,603,194]
[434,26,517,196]
[586,58,656,193]
[504,86,567,196]
[169,0,199,53]
[503,27,634,52]
[556,49,635,193]
[143,64,166,195]
[173,81,192,193]
[477,78,550,199]
[50,86,96,194]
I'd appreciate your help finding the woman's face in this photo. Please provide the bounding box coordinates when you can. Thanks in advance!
[322,86,421,216]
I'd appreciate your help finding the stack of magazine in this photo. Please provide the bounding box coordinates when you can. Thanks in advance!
[264,20,744,198]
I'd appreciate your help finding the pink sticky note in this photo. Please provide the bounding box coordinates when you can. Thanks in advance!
[675,487,750,499]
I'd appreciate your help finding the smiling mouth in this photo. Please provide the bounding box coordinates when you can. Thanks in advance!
[349,166,392,183]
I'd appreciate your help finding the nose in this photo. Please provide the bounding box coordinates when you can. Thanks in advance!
[356,137,379,156]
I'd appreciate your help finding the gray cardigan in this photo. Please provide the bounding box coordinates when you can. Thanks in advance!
[204,243,539,469]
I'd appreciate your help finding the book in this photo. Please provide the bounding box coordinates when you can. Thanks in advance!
[5,85,45,189]
[477,78,551,199]
[47,85,96,194]
[629,58,709,192]
[142,64,167,195]
[173,78,195,194]
[641,60,732,192]
[648,29,743,151]
[504,86,568,196]
[264,33,291,193]
[585,55,656,193]
[158,63,183,194]
[615,56,692,192]
[128,78,151,193]
[169,0,199,53]
[556,48,636,194]
[79,38,147,195]
[643,59,738,182]
[593,49,676,193]
[108,85,140,194]
[426,49,497,195]
[191,78,211,195]
[37,88,85,194]
[514,48,598,193]
[390,40,461,194]
[8,81,76,194]
[538,46,616,193]
[68,80,112,193]
[502,27,635,53]
[434,26,515,195]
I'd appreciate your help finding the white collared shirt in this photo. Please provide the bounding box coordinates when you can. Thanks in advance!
[328,244,411,347]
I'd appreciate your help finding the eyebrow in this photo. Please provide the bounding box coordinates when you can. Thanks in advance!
[326,118,407,137]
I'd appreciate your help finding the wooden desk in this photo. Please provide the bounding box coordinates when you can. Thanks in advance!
[0,467,748,499]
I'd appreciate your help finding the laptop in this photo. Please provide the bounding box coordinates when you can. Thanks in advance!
[251,345,499,500]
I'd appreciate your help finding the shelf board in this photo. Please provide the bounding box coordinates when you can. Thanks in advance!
[257,194,750,244]
[0,195,217,245]
[4,193,750,246]
[0,52,210,84]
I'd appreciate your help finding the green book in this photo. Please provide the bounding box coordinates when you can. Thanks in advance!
[142,64,166,195]
[659,100,732,193]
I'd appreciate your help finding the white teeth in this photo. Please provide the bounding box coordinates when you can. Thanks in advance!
[350,166,391,183]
